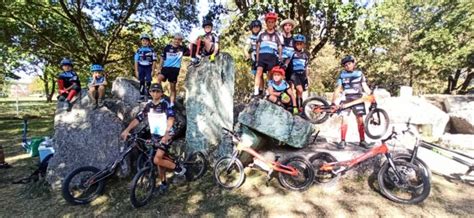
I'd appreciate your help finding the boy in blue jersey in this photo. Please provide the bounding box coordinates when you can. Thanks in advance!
[245,20,263,93]
[134,33,157,101]
[331,55,372,149]
[285,34,309,112]
[266,66,298,115]
[88,64,108,109]
[57,58,81,112]
[254,12,283,97]
[156,33,190,104]
[190,20,219,64]
[120,83,185,194]
[280,19,296,81]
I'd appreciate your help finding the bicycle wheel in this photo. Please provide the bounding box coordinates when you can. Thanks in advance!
[302,97,330,124]
[130,166,156,208]
[365,108,390,139]
[278,156,315,191]
[135,152,154,172]
[62,166,106,205]
[309,152,340,185]
[184,151,208,181]
[214,156,245,189]
[393,153,432,180]
[377,160,431,204]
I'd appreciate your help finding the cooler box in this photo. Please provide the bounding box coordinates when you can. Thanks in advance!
[38,145,55,163]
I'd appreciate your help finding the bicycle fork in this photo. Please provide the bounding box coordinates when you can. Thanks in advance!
[385,153,408,184]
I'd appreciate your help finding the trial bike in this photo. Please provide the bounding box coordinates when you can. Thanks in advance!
[302,89,389,139]
[214,128,315,191]
[310,125,431,204]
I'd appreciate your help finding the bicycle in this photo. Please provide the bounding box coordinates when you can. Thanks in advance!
[302,89,389,139]
[61,130,149,205]
[129,139,207,208]
[310,125,431,204]
[213,128,315,191]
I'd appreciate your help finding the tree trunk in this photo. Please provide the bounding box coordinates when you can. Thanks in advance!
[46,77,56,102]
[459,71,473,94]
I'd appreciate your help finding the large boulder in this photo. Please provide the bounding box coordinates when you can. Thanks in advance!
[378,97,449,140]
[440,134,474,152]
[238,99,315,148]
[46,91,128,188]
[111,77,141,104]
[185,53,235,151]
[443,95,474,134]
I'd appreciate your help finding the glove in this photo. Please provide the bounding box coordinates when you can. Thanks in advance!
[292,107,298,115]
[281,93,290,103]
[210,54,215,62]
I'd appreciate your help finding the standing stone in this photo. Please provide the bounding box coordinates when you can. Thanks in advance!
[238,99,315,148]
[185,53,235,151]
[443,95,474,134]
[46,91,127,189]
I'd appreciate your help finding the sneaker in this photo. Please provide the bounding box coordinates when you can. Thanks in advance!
[97,98,104,108]
[157,183,169,194]
[337,140,346,149]
[174,164,187,176]
[190,58,200,65]
[359,141,372,149]
[66,101,73,112]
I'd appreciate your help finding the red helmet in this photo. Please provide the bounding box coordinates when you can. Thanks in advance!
[269,66,285,79]
[265,12,278,21]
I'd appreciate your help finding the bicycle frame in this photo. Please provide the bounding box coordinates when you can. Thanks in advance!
[236,145,299,176]
[312,95,377,114]
[320,143,388,172]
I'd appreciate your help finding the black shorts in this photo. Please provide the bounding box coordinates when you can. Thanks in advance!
[342,95,366,116]
[257,53,278,73]
[160,67,180,83]
[290,73,307,87]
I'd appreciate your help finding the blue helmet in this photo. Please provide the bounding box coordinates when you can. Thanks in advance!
[90,64,104,72]
[60,58,73,66]
[293,34,306,43]
[140,33,151,40]
[202,19,213,28]
[250,20,262,29]
[341,55,356,65]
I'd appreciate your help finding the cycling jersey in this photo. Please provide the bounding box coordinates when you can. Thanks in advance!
[246,33,259,61]
[290,51,309,74]
[134,46,157,66]
[89,75,105,86]
[58,71,81,89]
[268,80,290,93]
[282,36,295,60]
[257,31,282,55]
[136,97,175,122]
[161,44,189,68]
[336,70,366,97]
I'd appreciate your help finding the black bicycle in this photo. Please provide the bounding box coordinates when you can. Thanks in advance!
[129,141,207,208]
[61,131,149,205]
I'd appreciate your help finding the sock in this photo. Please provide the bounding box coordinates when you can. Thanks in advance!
[297,97,303,108]
[358,122,365,141]
[139,80,145,95]
[341,124,348,141]
[254,87,260,95]
[161,180,167,186]
[146,81,151,95]
[66,89,77,101]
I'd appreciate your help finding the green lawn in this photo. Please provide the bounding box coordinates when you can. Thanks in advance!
[0,100,473,217]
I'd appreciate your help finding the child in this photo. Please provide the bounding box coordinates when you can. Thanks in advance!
[57,58,81,112]
[331,55,372,149]
[245,20,262,75]
[88,64,108,108]
[134,33,157,101]
[190,20,219,64]
[156,33,190,104]
[266,66,298,115]
[254,12,283,97]
[280,19,296,80]
[285,34,309,111]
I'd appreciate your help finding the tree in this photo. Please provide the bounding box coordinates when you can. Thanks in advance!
[0,1,199,101]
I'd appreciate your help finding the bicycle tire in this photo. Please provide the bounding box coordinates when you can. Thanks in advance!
[365,108,390,139]
[62,166,106,205]
[214,156,245,189]
[278,156,315,191]
[130,166,156,208]
[184,151,208,181]
[135,152,154,172]
[309,152,340,186]
[378,160,431,204]
[302,97,330,124]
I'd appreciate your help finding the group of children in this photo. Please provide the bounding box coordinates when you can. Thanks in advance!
[245,13,310,115]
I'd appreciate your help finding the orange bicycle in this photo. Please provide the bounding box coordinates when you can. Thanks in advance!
[214,128,315,191]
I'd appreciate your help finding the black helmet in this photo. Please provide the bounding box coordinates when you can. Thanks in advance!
[150,83,163,92]
[341,55,356,65]
[250,20,262,29]
[202,20,213,28]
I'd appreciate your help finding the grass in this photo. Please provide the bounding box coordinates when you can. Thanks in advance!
[0,100,473,216]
